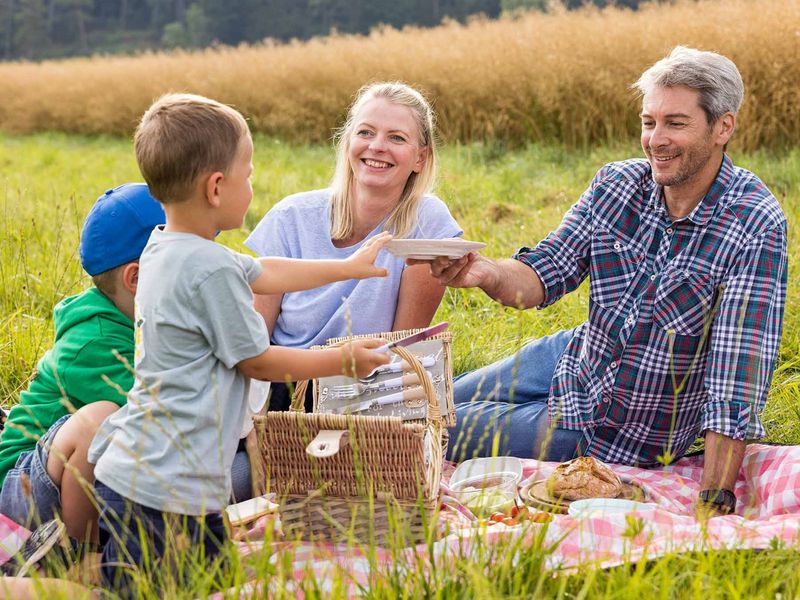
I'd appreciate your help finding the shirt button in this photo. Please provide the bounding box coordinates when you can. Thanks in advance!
[626,316,635,326]
[613,242,622,251]
[666,227,673,234]
[610,361,618,368]
[650,274,657,281]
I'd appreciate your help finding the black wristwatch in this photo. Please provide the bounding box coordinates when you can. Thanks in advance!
[698,489,736,515]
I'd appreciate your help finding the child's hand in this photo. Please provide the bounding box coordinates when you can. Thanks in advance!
[340,338,391,378]
[345,232,392,279]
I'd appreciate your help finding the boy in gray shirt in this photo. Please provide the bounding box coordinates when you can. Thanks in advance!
[88,93,392,595]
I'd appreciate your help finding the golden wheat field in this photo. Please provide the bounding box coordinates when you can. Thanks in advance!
[0,0,798,150]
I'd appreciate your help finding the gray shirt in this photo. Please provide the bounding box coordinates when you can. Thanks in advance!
[89,228,269,514]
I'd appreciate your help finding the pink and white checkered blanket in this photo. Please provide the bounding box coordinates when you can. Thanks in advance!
[218,444,800,597]
[0,513,30,567]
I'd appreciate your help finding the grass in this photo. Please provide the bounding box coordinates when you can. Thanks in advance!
[1,131,799,596]
[0,0,798,151]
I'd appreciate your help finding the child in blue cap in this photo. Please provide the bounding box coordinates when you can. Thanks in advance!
[0,183,165,545]
[88,93,392,595]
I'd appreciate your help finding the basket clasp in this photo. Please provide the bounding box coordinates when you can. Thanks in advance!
[306,429,348,458]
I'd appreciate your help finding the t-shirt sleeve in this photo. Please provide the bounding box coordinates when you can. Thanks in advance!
[244,204,291,258]
[60,337,134,409]
[413,196,463,239]
[194,257,270,370]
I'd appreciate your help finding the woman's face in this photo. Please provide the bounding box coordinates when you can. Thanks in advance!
[347,97,427,201]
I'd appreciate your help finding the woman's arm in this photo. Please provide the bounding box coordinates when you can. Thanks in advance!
[253,293,282,334]
[392,263,447,330]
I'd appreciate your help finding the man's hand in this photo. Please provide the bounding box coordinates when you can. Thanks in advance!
[344,231,392,279]
[339,338,391,379]
[408,254,545,309]
[407,252,496,290]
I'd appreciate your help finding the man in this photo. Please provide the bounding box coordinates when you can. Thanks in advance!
[417,47,787,516]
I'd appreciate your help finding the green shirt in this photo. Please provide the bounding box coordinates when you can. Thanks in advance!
[0,288,133,487]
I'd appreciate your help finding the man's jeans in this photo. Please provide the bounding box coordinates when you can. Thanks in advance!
[447,327,583,462]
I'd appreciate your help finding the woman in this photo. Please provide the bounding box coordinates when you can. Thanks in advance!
[245,82,462,410]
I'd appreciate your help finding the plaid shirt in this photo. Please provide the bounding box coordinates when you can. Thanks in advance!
[516,155,787,466]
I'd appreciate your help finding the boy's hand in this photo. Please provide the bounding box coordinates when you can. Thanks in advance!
[340,338,392,378]
[344,232,392,279]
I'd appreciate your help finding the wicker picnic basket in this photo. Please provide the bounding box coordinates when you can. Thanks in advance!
[253,344,445,545]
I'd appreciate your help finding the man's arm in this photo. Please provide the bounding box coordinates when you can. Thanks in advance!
[250,232,391,295]
[410,168,605,310]
[698,224,787,514]
[408,254,546,309]
[698,430,745,513]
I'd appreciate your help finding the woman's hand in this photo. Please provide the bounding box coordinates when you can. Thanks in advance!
[339,338,391,378]
[344,232,392,279]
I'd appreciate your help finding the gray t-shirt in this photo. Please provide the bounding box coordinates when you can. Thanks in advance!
[89,228,269,514]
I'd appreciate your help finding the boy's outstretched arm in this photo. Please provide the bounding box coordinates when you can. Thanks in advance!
[251,232,392,295]
[237,338,390,382]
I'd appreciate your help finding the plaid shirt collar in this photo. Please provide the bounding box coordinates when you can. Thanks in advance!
[647,154,734,225]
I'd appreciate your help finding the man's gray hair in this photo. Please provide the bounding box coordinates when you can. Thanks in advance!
[633,46,744,123]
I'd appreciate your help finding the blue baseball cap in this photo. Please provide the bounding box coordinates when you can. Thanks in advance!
[79,183,166,276]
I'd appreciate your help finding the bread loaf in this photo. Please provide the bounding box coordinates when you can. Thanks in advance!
[546,456,622,501]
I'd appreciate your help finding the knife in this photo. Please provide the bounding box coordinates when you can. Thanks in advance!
[374,321,449,353]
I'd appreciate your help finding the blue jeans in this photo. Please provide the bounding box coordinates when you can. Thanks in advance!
[447,327,583,462]
[95,481,227,597]
[0,414,70,529]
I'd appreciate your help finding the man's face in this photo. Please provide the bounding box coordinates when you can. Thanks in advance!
[640,85,723,191]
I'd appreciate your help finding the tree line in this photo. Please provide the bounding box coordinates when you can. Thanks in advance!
[0,0,643,61]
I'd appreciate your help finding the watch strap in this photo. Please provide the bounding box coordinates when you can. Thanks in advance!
[698,488,736,514]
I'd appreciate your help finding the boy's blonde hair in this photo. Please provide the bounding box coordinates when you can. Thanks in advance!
[134,93,250,204]
[91,264,125,297]
[329,82,437,241]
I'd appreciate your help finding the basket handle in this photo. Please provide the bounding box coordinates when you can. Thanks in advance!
[306,429,348,458]
[290,380,309,412]
[390,346,440,421]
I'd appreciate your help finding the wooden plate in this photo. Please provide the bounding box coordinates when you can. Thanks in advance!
[520,479,647,514]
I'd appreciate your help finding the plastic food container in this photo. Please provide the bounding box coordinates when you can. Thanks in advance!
[450,456,523,486]
[450,472,519,515]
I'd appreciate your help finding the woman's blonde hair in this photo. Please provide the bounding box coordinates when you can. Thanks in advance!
[329,82,437,241]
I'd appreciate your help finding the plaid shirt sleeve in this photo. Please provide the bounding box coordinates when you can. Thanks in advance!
[701,224,788,440]
[513,169,603,307]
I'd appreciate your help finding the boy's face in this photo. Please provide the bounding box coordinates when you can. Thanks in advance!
[217,135,254,230]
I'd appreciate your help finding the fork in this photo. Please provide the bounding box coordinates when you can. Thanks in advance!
[359,355,436,383]
[331,372,427,400]
[332,386,428,414]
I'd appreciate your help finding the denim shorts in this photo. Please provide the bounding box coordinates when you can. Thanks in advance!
[95,481,227,597]
[0,413,71,529]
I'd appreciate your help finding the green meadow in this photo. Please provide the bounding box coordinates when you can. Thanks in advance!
[1,132,800,597]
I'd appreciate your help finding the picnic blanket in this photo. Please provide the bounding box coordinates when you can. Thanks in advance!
[0,513,31,567]
[224,443,800,597]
